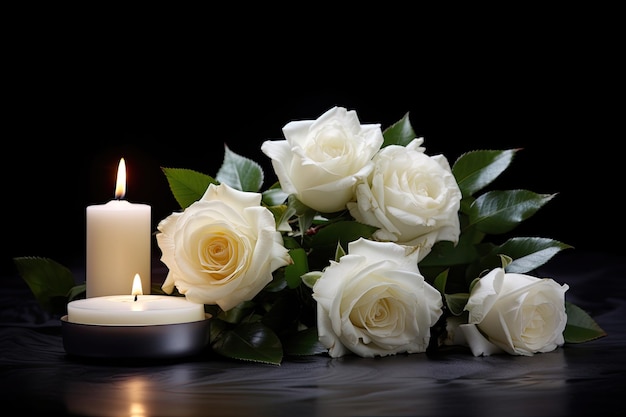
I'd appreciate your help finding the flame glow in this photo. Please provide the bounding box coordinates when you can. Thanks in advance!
[115,158,126,200]
[131,273,143,296]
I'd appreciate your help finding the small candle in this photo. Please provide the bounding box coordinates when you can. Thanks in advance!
[86,158,151,298]
[67,274,205,326]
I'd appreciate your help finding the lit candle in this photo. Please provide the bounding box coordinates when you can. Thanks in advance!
[86,158,151,298]
[67,274,205,325]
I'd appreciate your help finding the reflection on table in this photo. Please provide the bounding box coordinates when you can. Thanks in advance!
[1,251,624,417]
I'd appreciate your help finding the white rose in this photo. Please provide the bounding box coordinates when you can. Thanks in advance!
[156,183,292,311]
[347,138,462,261]
[260,106,384,213]
[460,267,569,356]
[312,238,443,358]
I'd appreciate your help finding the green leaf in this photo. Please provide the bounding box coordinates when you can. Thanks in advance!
[217,301,255,324]
[13,257,76,314]
[444,292,470,316]
[262,184,288,206]
[288,195,317,236]
[494,237,574,274]
[453,149,518,197]
[564,302,607,343]
[67,284,86,301]
[265,203,293,233]
[285,248,309,289]
[432,269,448,294]
[211,321,283,365]
[301,271,323,289]
[334,242,347,261]
[162,167,216,209]
[468,190,556,234]
[382,112,416,147]
[498,254,513,269]
[281,235,302,250]
[419,232,482,268]
[282,327,327,356]
[216,144,264,192]
[310,221,378,249]
[264,268,288,293]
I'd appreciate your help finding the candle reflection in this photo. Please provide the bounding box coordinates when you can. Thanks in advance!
[127,378,147,417]
[65,368,194,417]
[129,403,146,417]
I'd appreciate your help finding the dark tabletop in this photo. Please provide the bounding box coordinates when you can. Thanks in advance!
[1,250,624,417]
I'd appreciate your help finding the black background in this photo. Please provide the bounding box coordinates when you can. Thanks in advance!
[4,15,623,278]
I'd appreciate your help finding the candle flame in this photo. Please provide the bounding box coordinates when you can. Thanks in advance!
[131,273,143,297]
[115,158,126,200]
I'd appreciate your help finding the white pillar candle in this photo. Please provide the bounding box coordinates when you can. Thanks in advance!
[67,274,206,325]
[86,158,151,298]
[67,295,206,326]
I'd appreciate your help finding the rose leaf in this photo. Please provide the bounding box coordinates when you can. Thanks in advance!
[282,327,327,356]
[161,167,216,209]
[382,112,416,147]
[563,302,608,343]
[469,190,556,234]
[211,321,283,365]
[453,149,518,197]
[13,256,76,315]
[216,144,264,193]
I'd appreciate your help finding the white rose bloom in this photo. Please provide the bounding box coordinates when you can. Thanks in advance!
[260,106,384,213]
[347,138,462,261]
[312,238,443,358]
[156,183,292,311]
[460,267,569,356]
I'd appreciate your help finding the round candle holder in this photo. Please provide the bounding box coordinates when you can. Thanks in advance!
[61,315,211,359]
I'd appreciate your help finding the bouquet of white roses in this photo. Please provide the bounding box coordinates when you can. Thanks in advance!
[15,106,606,365]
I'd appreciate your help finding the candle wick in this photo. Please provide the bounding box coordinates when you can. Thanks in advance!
[134,294,138,302]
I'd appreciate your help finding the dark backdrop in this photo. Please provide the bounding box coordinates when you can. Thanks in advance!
[4,23,622,278]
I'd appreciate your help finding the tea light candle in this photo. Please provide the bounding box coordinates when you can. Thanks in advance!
[86,158,151,298]
[67,274,206,326]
